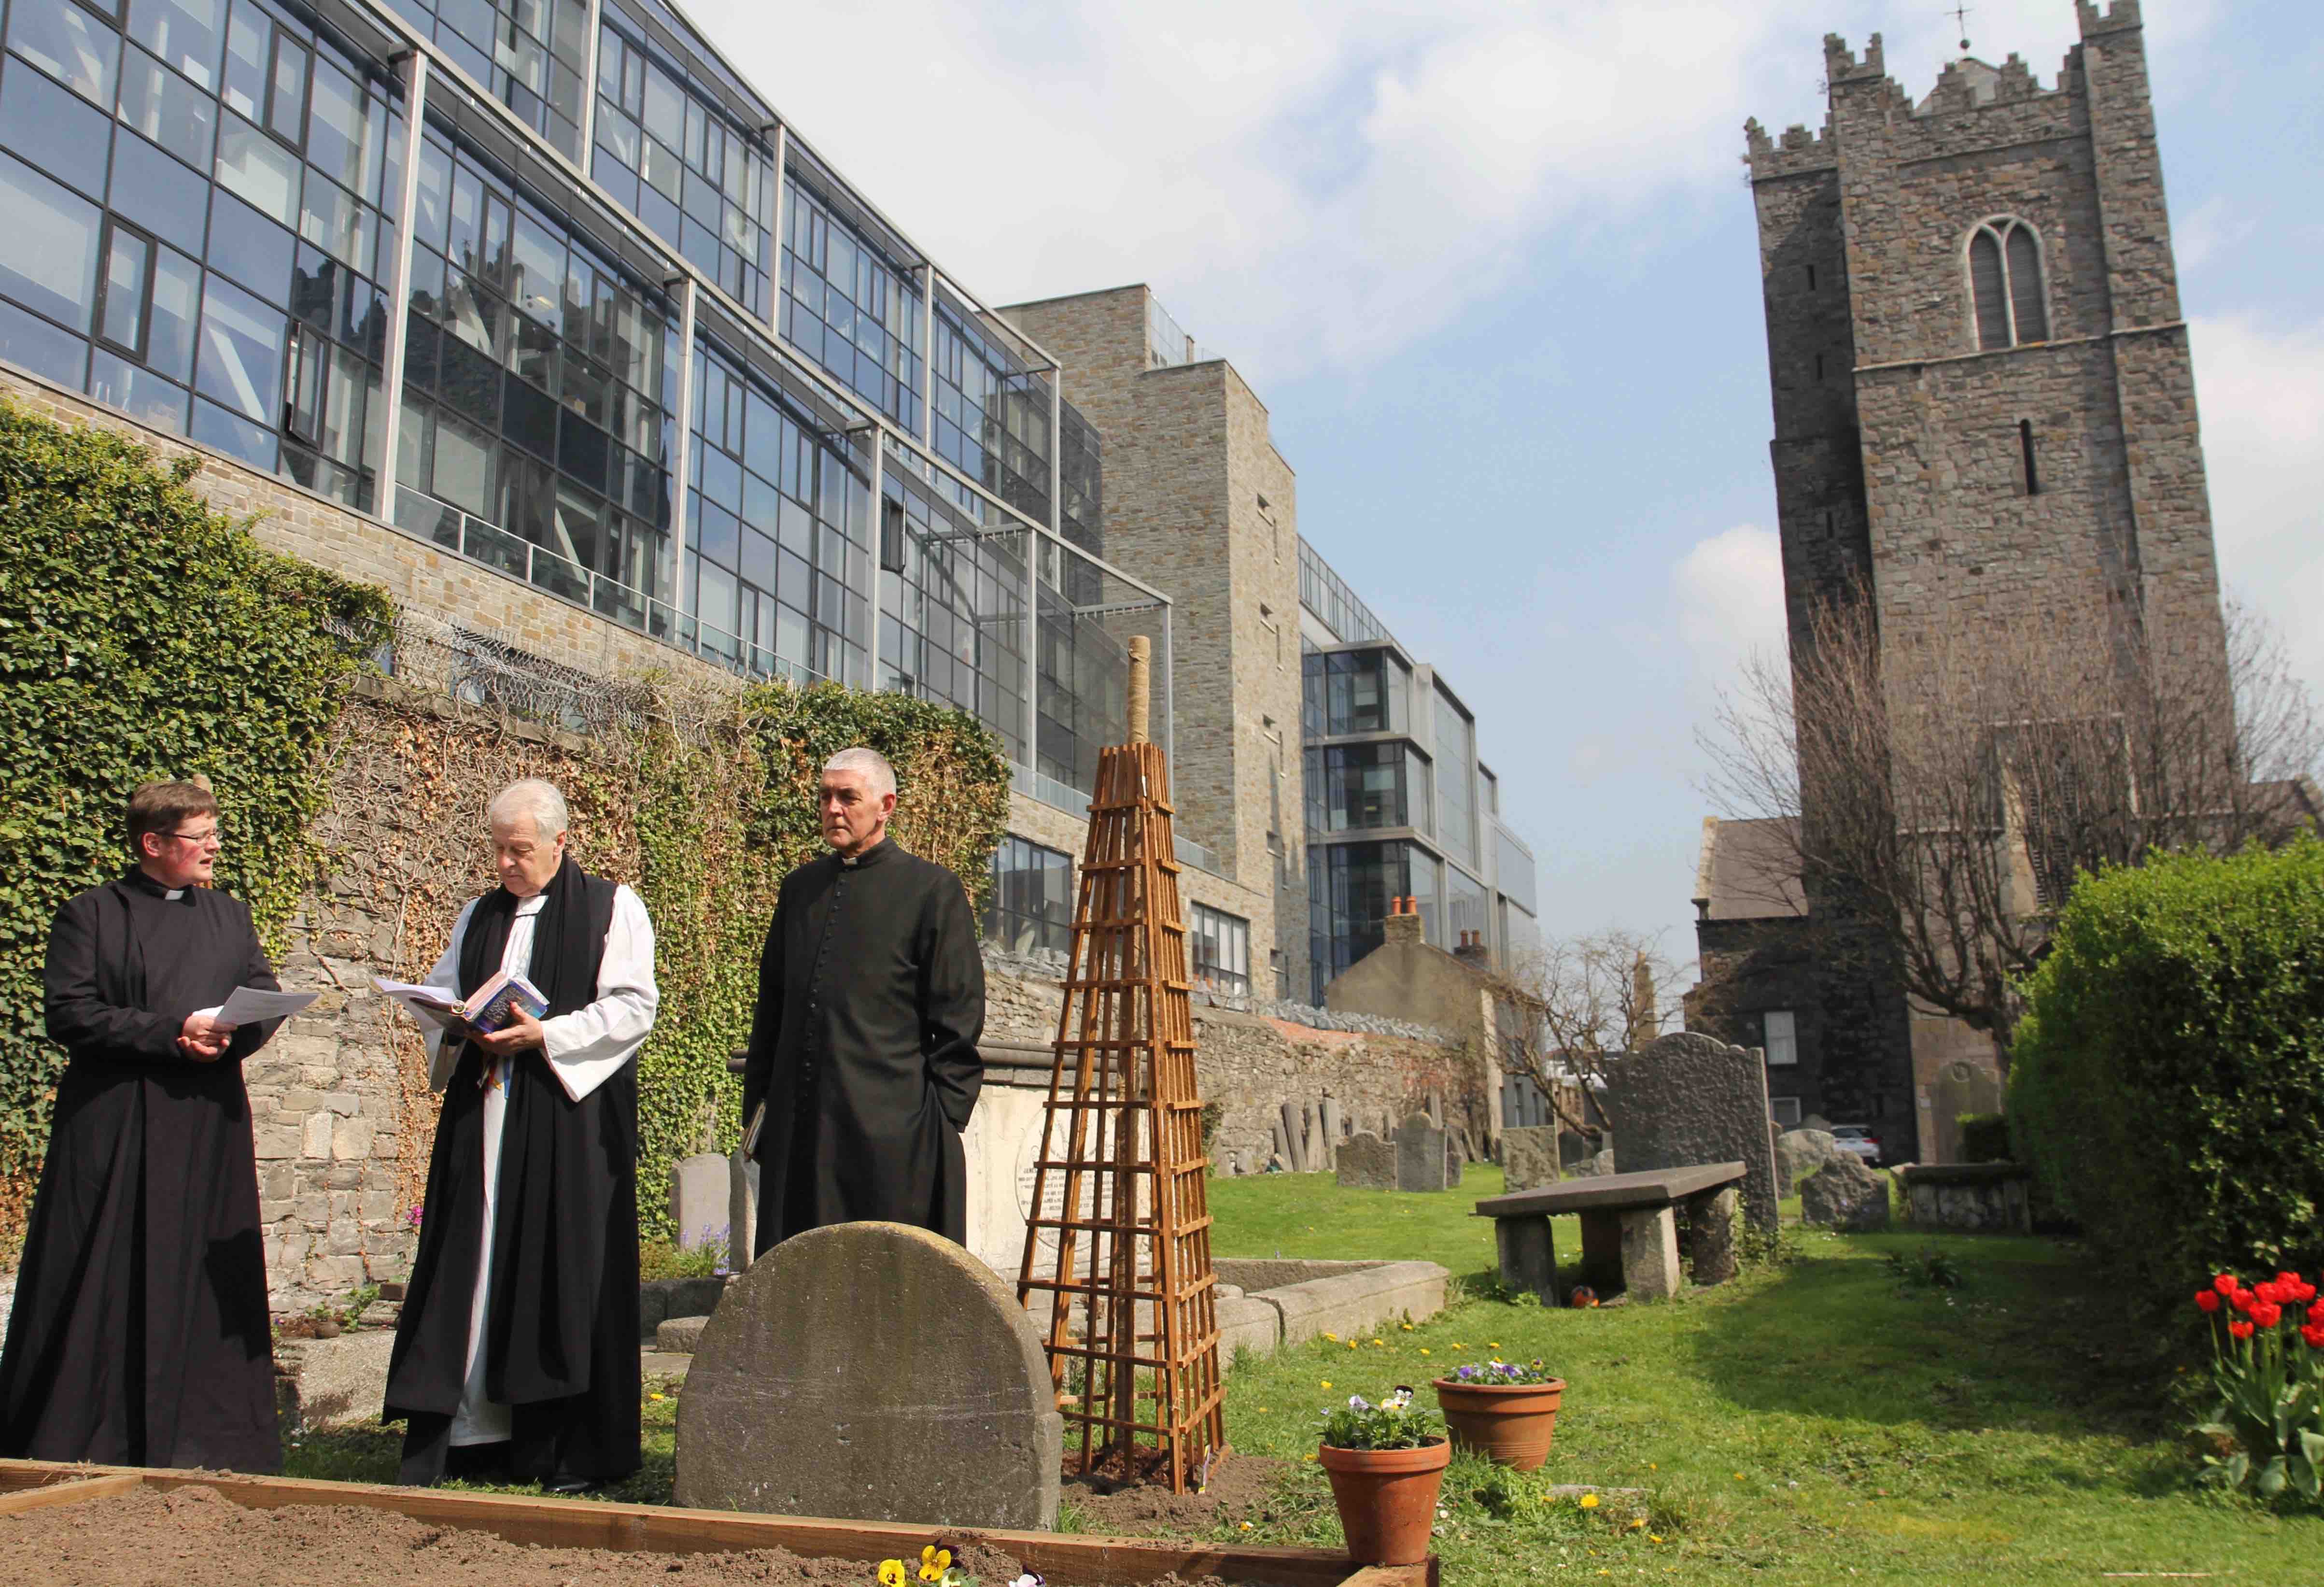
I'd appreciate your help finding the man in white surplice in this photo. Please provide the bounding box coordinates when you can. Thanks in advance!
[383,779,659,1490]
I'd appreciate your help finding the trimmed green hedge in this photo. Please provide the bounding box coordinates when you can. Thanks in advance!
[1955,1112,2011,1164]
[0,403,392,1181]
[2009,836,2324,1288]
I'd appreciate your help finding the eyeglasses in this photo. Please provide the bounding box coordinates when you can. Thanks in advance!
[162,828,225,846]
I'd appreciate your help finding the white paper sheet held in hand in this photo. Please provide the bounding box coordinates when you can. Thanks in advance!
[215,986,321,1026]
[374,976,466,1031]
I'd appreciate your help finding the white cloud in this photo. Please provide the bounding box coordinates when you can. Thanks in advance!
[2176,196,2255,272]
[2190,314,2324,694]
[681,2,2220,388]
[1672,523,1786,677]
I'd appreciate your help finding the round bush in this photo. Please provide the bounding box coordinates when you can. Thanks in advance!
[2009,835,2324,1289]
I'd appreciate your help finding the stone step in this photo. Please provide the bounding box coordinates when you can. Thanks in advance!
[655,1314,710,1353]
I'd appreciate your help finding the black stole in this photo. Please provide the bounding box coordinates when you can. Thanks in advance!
[391,856,625,1415]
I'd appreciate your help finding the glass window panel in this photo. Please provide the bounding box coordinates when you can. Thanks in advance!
[302,56,367,191]
[509,208,561,320]
[0,150,100,328]
[116,45,214,170]
[426,404,492,513]
[0,49,110,197]
[2005,224,2047,343]
[299,174,370,269]
[322,342,365,467]
[0,293,86,384]
[266,34,304,143]
[1764,1009,1799,1066]
[193,269,282,423]
[693,556,734,634]
[282,320,324,441]
[9,0,121,109]
[144,243,198,378]
[88,345,186,431]
[99,224,152,352]
[216,112,298,225]
[206,187,293,302]
[640,58,678,147]
[219,0,266,121]
[413,135,451,253]
[128,0,226,90]
[108,128,207,253]
[1970,228,2009,351]
[191,391,274,467]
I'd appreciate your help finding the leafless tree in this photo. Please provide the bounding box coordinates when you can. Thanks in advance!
[1701,590,2322,1056]
[1479,929,1681,1140]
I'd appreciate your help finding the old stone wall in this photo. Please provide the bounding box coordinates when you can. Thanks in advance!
[979,956,1479,1176]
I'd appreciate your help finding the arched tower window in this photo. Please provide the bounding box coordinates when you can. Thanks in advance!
[1968,218,2050,350]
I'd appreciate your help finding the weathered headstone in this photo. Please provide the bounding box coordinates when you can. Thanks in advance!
[1335,1132,1396,1190]
[1800,1155,1890,1232]
[1320,1096,1342,1148]
[1502,1125,1561,1192]
[1300,1100,1322,1171]
[1279,1102,1308,1171]
[1774,1128,1840,1200]
[728,1147,759,1274]
[669,1152,729,1250]
[1395,1112,1449,1193]
[674,1221,1063,1528]
[1602,1033,1779,1232]
[1445,1136,1464,1188]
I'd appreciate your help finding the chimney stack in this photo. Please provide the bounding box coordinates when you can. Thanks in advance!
[1381,893,1423,946]
[1453,929,1492,968]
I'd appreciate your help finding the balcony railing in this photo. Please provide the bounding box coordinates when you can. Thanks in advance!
[392,488,829,690]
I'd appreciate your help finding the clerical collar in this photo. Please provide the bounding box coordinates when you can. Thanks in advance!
[838,836,893,869]
[123,866,197,904]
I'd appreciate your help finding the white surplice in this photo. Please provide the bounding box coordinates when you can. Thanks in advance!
[420,884,659,1446]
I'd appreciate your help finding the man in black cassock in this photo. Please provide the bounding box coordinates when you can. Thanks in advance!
[744,747,985,1254]
[0,780,287,1471]
[383,779,659,1490]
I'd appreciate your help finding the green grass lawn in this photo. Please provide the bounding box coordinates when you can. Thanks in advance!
[284,1168,2324,1583]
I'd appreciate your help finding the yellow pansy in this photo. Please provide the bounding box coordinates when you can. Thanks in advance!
[919,1544,952,1582]
[879,1562,907,1587]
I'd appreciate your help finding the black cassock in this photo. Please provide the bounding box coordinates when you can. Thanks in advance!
[744,838,985,1253]
[383,857,641,1485]
[0,869,285,1471]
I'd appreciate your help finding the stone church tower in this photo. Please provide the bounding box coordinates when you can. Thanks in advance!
[1705,1,2232,1158]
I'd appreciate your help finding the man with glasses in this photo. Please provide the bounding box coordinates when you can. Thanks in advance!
[0,779,289,1472]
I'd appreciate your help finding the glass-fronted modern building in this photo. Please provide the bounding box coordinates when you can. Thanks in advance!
[0,0,1161,806]
[1299,537,1539,993]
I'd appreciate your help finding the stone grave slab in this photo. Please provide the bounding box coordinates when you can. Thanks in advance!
[1801,1154,1890,1232]
[1395,1112,1449,1192]
[1503,1125,1560,1192]
[1603,1033,1779,1231]
[674,1220,1063,1528]
[670,1152,729,1249]
[1335,1131,1395,1190]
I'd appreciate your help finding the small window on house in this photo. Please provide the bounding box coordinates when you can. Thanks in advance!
[1969,218,2050,350]
[1763,1009,1799,1066]
[1770,1095,1803,1127]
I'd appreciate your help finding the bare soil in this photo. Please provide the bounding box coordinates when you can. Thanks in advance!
[1061,1449,1290,1537]
[2,1484,1240,1587]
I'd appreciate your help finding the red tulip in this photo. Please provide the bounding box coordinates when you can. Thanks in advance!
[2195,1290,2222,1313]
[2252,1303,2284,1329]
[2254,1281,2283,1306]
[2303,1325,2324,1350]
[2229,1320,2255,1340]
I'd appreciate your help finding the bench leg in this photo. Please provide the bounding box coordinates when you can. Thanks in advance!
[1578,1210,1623,1296]
[1495,1216,1557,1305]
[1619,1205,1682,1301]
[1680,1187,1739,1287]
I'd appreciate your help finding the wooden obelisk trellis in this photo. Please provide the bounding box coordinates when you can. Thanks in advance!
[1015,636,1225,1492]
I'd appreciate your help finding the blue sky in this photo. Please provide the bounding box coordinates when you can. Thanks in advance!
[690,0,2324,972]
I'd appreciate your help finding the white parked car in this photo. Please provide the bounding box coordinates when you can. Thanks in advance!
[1828,1125,1883,1166]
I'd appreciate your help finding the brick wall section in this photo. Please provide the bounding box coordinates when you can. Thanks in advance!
[1724,1,2228,1154]
[1002,287,1309,1000]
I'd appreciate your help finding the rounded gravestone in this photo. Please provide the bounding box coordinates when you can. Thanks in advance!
[674,1221,1063,1528]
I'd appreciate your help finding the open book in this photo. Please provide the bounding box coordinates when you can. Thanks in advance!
[374,969,549,1034]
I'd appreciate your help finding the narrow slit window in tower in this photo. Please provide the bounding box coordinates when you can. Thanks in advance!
[2020,420,2040,496]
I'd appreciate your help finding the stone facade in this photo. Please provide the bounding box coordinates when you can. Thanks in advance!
[1000,288,1309,1003]
[1718,2,2230,1159]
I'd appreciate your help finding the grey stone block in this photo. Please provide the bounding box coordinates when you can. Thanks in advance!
[656,1314,709,1352]
[1503,1125,1560,1191]
[1335,1131,1394,1190]
[1801,1154,1891,1232]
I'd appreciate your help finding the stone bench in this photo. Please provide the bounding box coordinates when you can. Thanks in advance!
[1475,1162,1747,1304]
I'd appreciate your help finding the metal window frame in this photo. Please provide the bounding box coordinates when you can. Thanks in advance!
[91,215,158,364]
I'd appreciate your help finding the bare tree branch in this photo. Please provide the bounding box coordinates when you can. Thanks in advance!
[1474,929,1680,1139]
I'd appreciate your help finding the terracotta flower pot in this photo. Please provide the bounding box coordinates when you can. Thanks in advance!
[1432,1376,1566,1472]
[1317,1436,1451,1565]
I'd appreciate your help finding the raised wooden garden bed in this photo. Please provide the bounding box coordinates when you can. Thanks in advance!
[0,1459,1433,1587]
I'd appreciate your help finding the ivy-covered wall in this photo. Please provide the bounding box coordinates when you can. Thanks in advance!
[0,399,1014,1285]
[0,404,391,1229]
